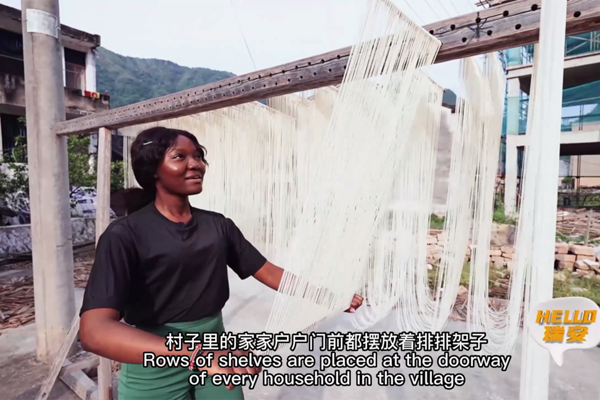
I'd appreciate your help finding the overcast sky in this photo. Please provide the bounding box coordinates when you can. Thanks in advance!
[4,0,480,94]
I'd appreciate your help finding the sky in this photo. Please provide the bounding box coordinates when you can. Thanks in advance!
[2,0,481,94]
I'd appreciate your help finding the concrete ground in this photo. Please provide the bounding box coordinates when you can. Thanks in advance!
[1,271,599,400]
[0,289,86,400]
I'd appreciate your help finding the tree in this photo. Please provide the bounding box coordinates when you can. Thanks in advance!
[0,118,124,222]
[68,135,97,190]
[0,136,30,225]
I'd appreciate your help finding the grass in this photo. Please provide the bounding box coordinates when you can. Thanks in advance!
[425,197,600,305]
[427,262,507,289]
[492,203,517,225]
[426,262,600,306]
[428,201,516,230]
[556,231,600,246]
[553,272,600,305]
[429,214,445,230]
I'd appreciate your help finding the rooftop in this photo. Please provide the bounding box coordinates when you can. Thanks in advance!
[0,3,100,50]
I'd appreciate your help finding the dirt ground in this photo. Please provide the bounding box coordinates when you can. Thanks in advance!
[0,246,97,400]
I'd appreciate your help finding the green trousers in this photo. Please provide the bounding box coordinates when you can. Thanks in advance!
[118,312,245,400]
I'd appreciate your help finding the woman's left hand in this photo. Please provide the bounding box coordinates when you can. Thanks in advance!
[345,294,364,313]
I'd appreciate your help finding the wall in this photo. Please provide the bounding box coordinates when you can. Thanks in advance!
[0,72,109,117]
[0,217,95,256]
[85,50,97,93]
[427,227,600,279]
[569,154,600,187]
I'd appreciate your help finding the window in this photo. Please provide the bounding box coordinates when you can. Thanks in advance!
[64,48,86,90]
[65,62,85,90]
[0,28,24,76]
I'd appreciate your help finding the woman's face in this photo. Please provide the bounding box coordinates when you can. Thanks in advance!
[155,135,207,196]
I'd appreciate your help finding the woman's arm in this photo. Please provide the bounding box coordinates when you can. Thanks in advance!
[79,308,192,364]
[252,261,363,312]
[79,308,258,387]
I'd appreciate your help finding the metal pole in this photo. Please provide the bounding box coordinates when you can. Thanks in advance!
[21,0,76,362]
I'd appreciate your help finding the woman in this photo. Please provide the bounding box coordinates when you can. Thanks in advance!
[79,126,363,400]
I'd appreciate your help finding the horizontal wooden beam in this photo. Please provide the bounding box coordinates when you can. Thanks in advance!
[60,355,100,377]
[54,0,600,136]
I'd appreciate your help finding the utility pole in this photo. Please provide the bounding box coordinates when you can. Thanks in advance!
[21,0,76,363]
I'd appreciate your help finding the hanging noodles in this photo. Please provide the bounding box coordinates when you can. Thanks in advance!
[353,75,443,329]
[464,54,516,355]
[119,98,321,264]
[518,1,568,398]
[262,0,442,341]
[119,0,444,340]
[351,52,516,356]
[118,0,535,362]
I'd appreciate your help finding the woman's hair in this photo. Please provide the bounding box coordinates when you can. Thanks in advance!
[125,126,208,214]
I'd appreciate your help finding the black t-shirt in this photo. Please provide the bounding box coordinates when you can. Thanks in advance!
[79,202,267,327]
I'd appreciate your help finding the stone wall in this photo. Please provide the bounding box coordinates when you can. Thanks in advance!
[426,230,600,278]
[0,217,96,257]
[554,243,600,278]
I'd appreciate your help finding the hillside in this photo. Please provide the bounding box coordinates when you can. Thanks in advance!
[96,47,235,108]
[96,47,458,111]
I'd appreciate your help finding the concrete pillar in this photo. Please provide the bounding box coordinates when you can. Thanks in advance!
[85,49,96,93]
[519,0,567,397]
[504,135,519,216]
[506,78,521,135]
[21,0,76,363]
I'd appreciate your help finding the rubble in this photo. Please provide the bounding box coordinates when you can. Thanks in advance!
[556,208,600,239]
[0,249,93,330]
[426,228,600,280]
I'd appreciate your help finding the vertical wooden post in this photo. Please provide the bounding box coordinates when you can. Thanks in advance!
[96,127,112,242]
[95,127,113,400]
[585,209,592,245]
[122,134,129,188]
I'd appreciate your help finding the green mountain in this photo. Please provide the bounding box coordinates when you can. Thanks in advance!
[96,47,236,108]
[96,47,457,113]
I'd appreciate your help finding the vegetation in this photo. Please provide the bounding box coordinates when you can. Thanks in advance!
[553,272,600,306]
[0,129,124,213]
[428,262,600,306]
[67,135,124,194]
[492,202,517,225]
[561,176,574,189]
[96,47,235,108]
[428,195,516,230]
[1,47,233,221]
[429,214,445,230]
[0,136,29,204]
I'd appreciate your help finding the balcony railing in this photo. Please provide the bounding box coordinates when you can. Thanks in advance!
[505,30,600,67]
[503,78,600,135]
[503,98,600,135]
[561,113,600,132]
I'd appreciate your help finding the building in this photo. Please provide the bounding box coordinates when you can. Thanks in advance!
[501,29,600,215]
[0,3,109,159]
